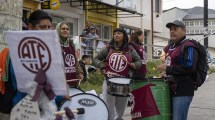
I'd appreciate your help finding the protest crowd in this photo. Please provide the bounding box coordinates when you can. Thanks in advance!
[0,4,207,120]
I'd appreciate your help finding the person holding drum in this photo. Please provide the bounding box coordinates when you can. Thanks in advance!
[157,20,198,120]
[129,30,147,80]
[93,28,142,120]
[55,21,84,108]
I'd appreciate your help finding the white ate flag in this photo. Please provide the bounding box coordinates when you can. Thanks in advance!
[4,30,68,96]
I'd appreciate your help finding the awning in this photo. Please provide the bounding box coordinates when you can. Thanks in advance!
[60,0,143,18]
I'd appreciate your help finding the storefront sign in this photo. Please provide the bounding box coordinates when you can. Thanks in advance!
[41,1,51,9]
[41,0,60,10]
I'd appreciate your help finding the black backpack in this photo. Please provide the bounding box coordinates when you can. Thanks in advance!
[181,39,209,90]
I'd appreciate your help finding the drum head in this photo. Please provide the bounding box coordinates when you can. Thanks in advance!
[60,93,109,120]
[109,77,131,84]
[69,87,85,96]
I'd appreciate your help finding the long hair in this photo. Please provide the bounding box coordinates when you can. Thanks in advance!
[109,28,129,50]
[130,30,143,44]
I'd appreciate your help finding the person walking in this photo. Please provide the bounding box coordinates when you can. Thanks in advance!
[157,20,198,120]
[93,28,141,120]
[129,30,147,80]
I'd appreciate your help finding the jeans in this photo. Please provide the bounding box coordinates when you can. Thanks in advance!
[172,96,193,120]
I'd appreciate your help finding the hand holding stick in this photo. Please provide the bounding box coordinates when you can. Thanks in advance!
[55,108,85,116]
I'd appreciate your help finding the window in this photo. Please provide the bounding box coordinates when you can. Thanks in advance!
[186,30,190,34]
[94,24,112,39]
[68,23,74,36]
[195,21,199,26]
[200,30,204,34]
[195,30,200,34]
[94,24,102,38]
[185,21,189,26]
[200,20,204,26]
[103,26,111,39]
[190,21,194,26]
[51,15,64,29]
[208,30,212,34]
[208,20,212,26]
[211,20,215,26]
[190,30,194,34]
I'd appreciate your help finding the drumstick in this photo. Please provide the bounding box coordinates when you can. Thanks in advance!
[55,108,85,115]
[66,79,80,82]
[119,53,131,65]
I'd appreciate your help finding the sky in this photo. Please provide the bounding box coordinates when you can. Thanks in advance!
[163,0,215,10]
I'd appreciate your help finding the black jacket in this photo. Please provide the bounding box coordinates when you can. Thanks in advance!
[166,37,198,96]
[79,61,87,80]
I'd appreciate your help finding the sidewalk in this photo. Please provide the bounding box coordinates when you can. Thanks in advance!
[123,73,215,120]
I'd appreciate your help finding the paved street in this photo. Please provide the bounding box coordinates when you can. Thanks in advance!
[123,73,215,120]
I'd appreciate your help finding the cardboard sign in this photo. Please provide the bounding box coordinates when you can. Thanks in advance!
[4,30,68,95]
[10,95,40,120]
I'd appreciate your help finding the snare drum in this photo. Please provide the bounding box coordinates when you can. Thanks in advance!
[60,93,109,120]
[107,78,131,97]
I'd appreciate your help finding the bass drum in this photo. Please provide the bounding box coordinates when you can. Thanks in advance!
[60,93,109,120]
[50,87,84,110]
[69,87,85,96]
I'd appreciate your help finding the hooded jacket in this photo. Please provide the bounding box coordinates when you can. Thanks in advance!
[56,22,83,84]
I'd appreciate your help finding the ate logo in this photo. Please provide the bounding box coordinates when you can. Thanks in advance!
[65,54,75,66]
[18,37,51,73]
[109,53,127,72]
[165,56,171,66]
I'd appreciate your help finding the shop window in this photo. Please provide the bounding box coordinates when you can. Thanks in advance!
[94,24,111,40]
[94,24,102,39]
[103,26,111,39]
[68,23,74,36]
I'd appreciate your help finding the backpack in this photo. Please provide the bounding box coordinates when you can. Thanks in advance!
[181,39,209,90]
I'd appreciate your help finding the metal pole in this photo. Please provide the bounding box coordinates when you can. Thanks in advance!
[204,0,208,48]
[151,0,154,58]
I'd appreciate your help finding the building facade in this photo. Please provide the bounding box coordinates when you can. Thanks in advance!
[0,0,23,51]
[159,7,215,57]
